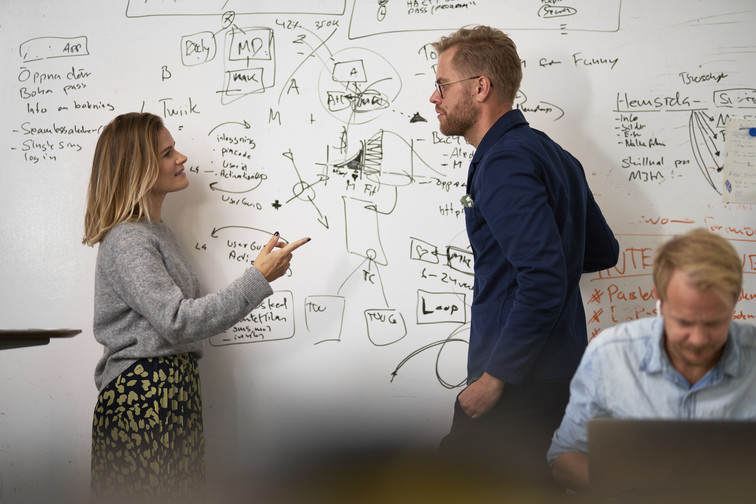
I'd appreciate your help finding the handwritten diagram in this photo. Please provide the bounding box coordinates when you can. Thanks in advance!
[7,0,756,390]
[7,3,756,502]
[348,0,623,39]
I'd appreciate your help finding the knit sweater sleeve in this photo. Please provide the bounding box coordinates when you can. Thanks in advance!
[96,222,273,346]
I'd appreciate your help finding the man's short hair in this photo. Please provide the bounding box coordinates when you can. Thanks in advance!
[432,25,522,106]
[653,228,742,305]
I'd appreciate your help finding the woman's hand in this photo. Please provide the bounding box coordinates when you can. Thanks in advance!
[253,232,310,282]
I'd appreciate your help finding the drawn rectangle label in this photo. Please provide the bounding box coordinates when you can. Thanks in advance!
[416,290,467,324]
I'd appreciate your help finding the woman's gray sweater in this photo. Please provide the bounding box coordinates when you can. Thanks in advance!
[93,220,272,390]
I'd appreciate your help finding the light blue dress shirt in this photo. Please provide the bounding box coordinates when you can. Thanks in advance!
[547,317,756,464]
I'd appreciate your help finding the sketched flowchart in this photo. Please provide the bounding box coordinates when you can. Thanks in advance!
[6,0,752,390]
[689,90,756,195]
[203,225,297,346]
[9,6,756,503]
[348,0,623,39]
[178,12,277,104]
[318,47,402,125]
[100,0,756,388]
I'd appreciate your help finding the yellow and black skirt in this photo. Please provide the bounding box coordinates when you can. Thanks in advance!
[91,353,205,501]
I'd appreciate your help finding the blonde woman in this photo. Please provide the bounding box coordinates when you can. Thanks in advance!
[83,112,309,500]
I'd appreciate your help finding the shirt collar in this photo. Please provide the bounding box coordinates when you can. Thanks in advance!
[641,317,741,378]
[470,108,528,165]
[640,317,666,374]
[718,326,742,378]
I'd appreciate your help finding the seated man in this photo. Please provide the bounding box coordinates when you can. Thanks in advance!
[547,228,756,491]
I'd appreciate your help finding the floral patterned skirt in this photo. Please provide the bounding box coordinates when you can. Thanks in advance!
[91,353,205,501]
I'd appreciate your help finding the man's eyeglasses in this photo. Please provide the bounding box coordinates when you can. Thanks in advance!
[434,75,481,99]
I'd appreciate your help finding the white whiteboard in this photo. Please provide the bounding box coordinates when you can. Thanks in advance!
[1,1,755,501]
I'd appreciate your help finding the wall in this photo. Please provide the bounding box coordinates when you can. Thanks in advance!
[1,0,755,501]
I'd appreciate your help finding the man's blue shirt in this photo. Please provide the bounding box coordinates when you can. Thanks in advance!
[548,317,756,464]
[464,109,618,385]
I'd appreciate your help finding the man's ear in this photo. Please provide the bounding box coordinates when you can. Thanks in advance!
[474,75,493,103]
[652,286,662,317]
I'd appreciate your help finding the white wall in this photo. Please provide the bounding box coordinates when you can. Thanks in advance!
[1,1,755,501]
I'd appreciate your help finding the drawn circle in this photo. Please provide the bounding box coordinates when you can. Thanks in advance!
[17,67,31,82]
[221,11,235,29]
[291,181,316,202]
[318,47,402,125]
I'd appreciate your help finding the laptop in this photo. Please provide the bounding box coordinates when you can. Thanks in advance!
[587,418,756,500]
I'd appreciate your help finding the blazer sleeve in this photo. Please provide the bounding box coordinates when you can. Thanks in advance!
[582,191,619,273]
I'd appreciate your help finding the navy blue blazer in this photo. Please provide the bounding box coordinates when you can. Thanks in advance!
[464,109,619,385]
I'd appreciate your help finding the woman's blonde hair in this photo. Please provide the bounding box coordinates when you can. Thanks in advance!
[654,228,742,306]
[82,113,164,246]
[432,25,522,106]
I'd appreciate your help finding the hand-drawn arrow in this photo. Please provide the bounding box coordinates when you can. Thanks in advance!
[210,225,282,240]
[207,120,251,136]
[283,150,331,229]
[689,110,723,194]
[390,336,468,389]
[209,179,264,194]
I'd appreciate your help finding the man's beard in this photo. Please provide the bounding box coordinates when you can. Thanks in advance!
[439,92,477,137]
